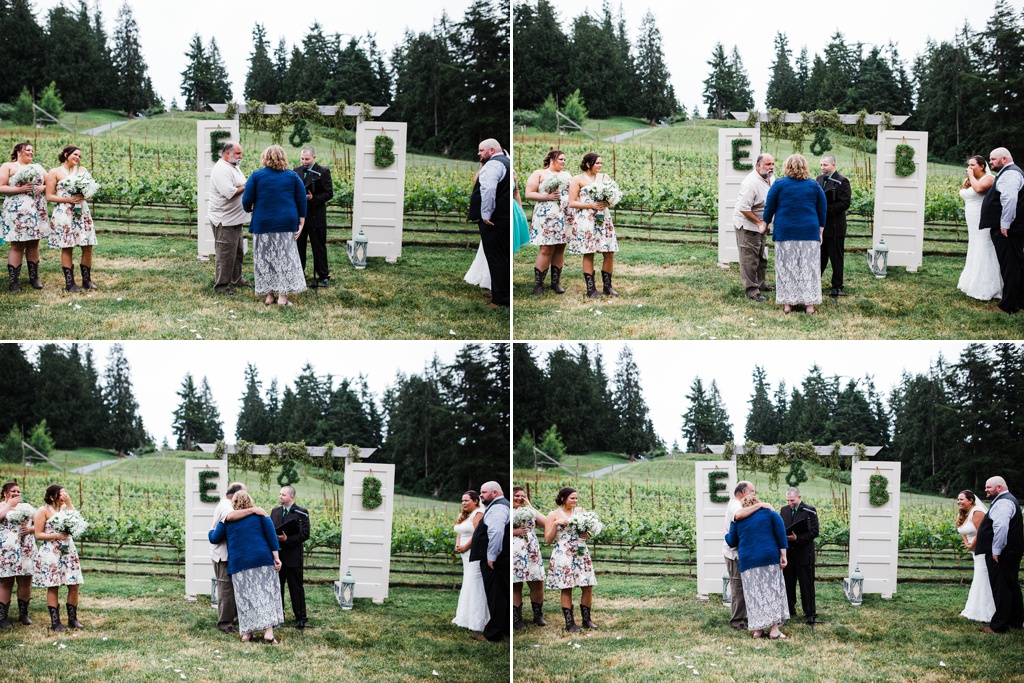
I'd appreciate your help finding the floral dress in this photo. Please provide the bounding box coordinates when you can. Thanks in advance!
[0,515,36,578]
[32,512,84,587]
[48,171,97,249]
[530,176,573,246]
[2,165,51,243]
[513,513,545,583]
[568,181,618,255]
[545,508,596,590]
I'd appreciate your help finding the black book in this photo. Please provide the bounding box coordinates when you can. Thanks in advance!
[786,517,809,536]
[275,517,300,537]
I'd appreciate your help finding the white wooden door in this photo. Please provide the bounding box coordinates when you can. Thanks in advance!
[352,122,407,263]
[340,462,395,603]
[717,129,761,265]
[695,460,737,598]
[196,120,239,258]
[848,461,901,598]
[184,459,227,599]
[873,131,928,272]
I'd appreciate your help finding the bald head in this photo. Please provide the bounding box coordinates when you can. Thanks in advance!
[478,139,502,163]
[990,148,1013,172]
[479,481,503,504]
[985,476,1008,500]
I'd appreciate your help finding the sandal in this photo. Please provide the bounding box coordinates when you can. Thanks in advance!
[264,637,279,645]
[277,300,295,307]
[770,632,787,640]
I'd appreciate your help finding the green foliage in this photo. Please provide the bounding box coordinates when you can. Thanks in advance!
[12,87,34,125]
[895,143,916,177]
[373,134,395,167]
[361,475,383,509]
[809,127,832,156]
[708,470,730,503]
[561,89,588,126]
[37,81,64,120]
[513,109,538,127]
[277,460,300,487]
[514,431,535,470]
[289,119,313,148]
[535,94,557,133]
[538,424,567,462]
[0,425,22,464]
[731,136,753,171]
[870,473,891,506]
[785,458,808,488]
[198,469,219,503]
[27,420,55,457]
[209,129,231,162]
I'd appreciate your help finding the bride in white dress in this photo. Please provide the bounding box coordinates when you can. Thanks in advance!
[957,155,1002,301]
[451,490,489,631]
[956,490,996,622]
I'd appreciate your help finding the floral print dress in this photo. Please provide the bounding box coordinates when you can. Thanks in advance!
[513,514,545,583]
[567,181,618,255]
[0,515,36,578]
[32,512,84,587]
[2,167,51,243]
[530,177,572,246]
[48,172,97,248]
[545,508,596,590]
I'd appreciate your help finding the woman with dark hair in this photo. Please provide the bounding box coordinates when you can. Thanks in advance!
[525,149,572,295]
[46,146,97,291]
[452,489,488,632]
[725,493,789,639]
[568,153,618,298]
[242,145,307,307]
[956,489,996,622]
[545,486,596,631]
[0,141,50,291]
[957,155,1002,301]
[0,481,36,628]
[512,485,546,630]
[32,484,83,631]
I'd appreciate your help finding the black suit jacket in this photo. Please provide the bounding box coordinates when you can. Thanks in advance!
[294,162,333,230]
[975,491,1023,558]
[270,504,310,568]
[780,502,819,565]
[469,497,510,565]
[816,171,851,234]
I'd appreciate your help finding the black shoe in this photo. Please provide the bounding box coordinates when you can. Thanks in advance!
[836,288,847,296]
[295,619,307,630]
[751,294,767,302]
[759,284,774,292]
[806,616,817,625]
[216,289,236,296]
[316,278,331,287]
[219,625,236,634]
[233,280,253,288]
[829,288,839,298]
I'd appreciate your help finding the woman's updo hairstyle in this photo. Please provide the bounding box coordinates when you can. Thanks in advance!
[58,146,80,164]
[580,153,600,172]
[10,141,30,161]
[44,484,63,506]
[542,149,565,168]
[555,486,577,506]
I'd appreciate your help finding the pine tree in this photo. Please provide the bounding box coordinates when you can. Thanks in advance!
[43,2,97,111]
[101,344,147,456]
[802,55,827,110]
[729,47,754,112]
[33,344,90,449]
[633,10,676,125]
[766,32,801,111]
[172,374,205,451]
[244,24,278,102]
[702,43,735,119]
[795,46,810,109]
[296,22,333,101]
[611,346,657,460]
[207,38,232,105]
[512,0,569,109]
[745,365,778,443]
[451,0,510,155]
[568,12,624,119]
[0,0,45,103]
[112,1,157,116]
[236,364,269,443]
[273,38,289,101]
[199,377,224,443]
[797,365,835,443]
[819,32,859,111]
[978,0,1024,150]
[682,377,731,454]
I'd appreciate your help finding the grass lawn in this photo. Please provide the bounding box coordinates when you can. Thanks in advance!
[0,233,508,340]
[1,573,508,683]
[46,448,119,472]
[512,574,1024,683]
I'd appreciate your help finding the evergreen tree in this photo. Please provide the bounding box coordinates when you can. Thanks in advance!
[101,344,146,456]
[172,373,221,451]
[207,37,232,104]
[682,377,732,454]
[451,0,510,155]
[978,0,1024,151]
[0,0,45,103]
[273,38,289,101]
[0,344,36,439]
[766,32,801,111]
[236,363,270,443]
[89,2,118,109]
[296,22,332,101]
[568,11,625,119]
[819,32,859,110]
[795,46,810,108]
[633,10,676,125]
[729,47,754,111]
[512,0,569,109]
[389,24,459,155]
[798,365,836,443]
[512,344,547,440]
[611,346,657,460]
[288,363,329,442]
[781,386,804,444]
[180,35,229,111]
[43,1,99,111]
[380,369,445,495]
[707,380,734,445]
[319,379,372,445]
[829,379,875,444]
[802,55,827,110]
[33,344,90,449]
[745,365,778,443]
[112,1,158,115]
[37,81,63,122]
[702,43,733,119]
[544,346,602,454]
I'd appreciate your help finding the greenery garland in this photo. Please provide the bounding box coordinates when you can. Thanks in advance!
[374,134,395,168]
[210,130,232,162]
[728,440,866,490]
[731,136,753,171]
[894,143,916,177]
[708,470,731,503]
[362,475,383,509]
[288,119,312,148]
[747,108,896,157]
[238,100,375,146]
[785,459,808,488]
[869,474,890,506]
[809,128,832,156]
[213,439,351,487]
[198,470,220,503]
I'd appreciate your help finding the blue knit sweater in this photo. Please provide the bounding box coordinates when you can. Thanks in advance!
[763,176,827,241]
[724,507,789,573]
[242,167,308,234]
[208,515,280,575]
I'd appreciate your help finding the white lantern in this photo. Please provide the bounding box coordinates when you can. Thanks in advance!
[844,565,865,606]
[867,238,889,278]
[338,569,356,609]
[347,228,369,269]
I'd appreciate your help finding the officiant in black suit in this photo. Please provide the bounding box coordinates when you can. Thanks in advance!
[294,146,333,287]
[271,485,310,629]
[470,481,510,642]
[817,155,852,298]
[780,487,819,624]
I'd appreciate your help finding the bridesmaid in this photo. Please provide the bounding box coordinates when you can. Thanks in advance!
[46,146,97,292]
[956,490,996,622]
[33,484,84,631]
[0,482,36,628]
[0,141,50,291]
[512,485,546,630]
[545,486,597,632]
[525,150,572,295]
[568,153,618,298]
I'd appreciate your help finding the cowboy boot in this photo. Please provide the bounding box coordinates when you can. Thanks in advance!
[513,605,527,631]
[80,264,98,290]
[531,601,547,626]
[533,267,547,296]
[580,604,597,630]
[62,266,81,292]
[17,599,31,625]
[0,601,11,629]
[48,605,66,632]
[601,271,618,296]
[26,260,43,289]
[550,265,566,294]
[583,272,601,299]
[561,605,581,632]
[66,603,83,629]
[7,264,21,292]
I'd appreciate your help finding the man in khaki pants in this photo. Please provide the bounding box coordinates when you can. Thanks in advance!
[208,142,249,295]
[732,154,775,301]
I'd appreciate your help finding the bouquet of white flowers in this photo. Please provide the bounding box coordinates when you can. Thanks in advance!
[587,180,623,207]
[539,171,572,195]
[567,509,603,539]
[512,506,535,528]
[5,503,36,526]
[11,164,45,186]
[49,510,88,554]
[59,170,100,217]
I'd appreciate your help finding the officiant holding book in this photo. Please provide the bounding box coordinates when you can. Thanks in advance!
[780,487,819,624]
[294,147,333,287]
[272,486,310,629]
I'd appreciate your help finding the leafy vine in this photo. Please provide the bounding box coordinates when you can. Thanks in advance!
[213,439,357,487]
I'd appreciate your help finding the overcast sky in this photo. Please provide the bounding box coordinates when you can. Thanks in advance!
[19,341,483,447]
[528,0,996,116]
[33,0,482,107]
[524,341,979,448]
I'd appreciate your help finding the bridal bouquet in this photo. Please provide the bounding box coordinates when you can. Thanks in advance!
[49,510,88,554]
[11,164,45,186]
[588,180,622,224]
[539,171,572,195]
[512,506,535,528]
[60,171,100,217]
[567,510,603,539]
[5,503,36,526]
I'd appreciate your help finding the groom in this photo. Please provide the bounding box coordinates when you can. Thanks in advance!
[470,481,510,642]
[982,148,1024,313]
[975,476,1023,633]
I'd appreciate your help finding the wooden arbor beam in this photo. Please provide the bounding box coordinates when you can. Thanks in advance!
[197,443,377,460]
[707,444,883,465]
[730,112,910,127]
[208,103,389,123]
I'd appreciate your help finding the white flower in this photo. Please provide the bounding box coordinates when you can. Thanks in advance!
[5,503,36,526]
[567,509,603,538]
[49,510,88,538]
[539,171,572,194]
[11,164,44,186]
[587,180,623,206]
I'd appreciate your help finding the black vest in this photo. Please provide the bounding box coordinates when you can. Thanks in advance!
[980,163,1024,231]
[469,154,510,225]
[469,496,510,563]
[975,491,1023,558]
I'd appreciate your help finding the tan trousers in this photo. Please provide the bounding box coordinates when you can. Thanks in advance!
[212,223,245,292]
[727,556,747,628]
[213,559,236,630]
[734,228,768,298]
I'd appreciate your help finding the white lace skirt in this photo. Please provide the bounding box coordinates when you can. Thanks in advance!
[775,240,822,305]
[232,564,284,634]
[464,242,491,289]
[740,564,790,630]
[253,232,307,296]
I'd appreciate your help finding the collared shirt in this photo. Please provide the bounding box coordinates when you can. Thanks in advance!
[989,491,1017,556]
[733,170,772,231]
[483,496,510,562]
[995,167,1024,230]
[208,159,249,226]
[478,153,508,221]
[722,497,743,560]
[209,497,233,562]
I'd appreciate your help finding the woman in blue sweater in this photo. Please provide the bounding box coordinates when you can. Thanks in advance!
[208,490,283,644]
[242,145,308,307]
[763,153,827,314]
[725,493,789,639]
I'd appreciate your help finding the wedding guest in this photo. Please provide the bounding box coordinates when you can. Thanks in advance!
[0,482,36,628]
[451,490,488,632]
[725,493,789,639]
[45,146,97,292]
[208,141,250,295]
[723,481,775,630]
[0,141,50,291]
[32,484,83,631]
[763,153,827,314]
[209,481,269,634]
[525,150,572,295]
[208,490,283,644]
[956,490,996,622]
[512,486,546,630]
[957,156,1001,301]
[732,154,775,302]
[293,146,333,287]
[469,139,510,308]
[545,486,596,632]
[242,145,307,307]
[568,153,618,298]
